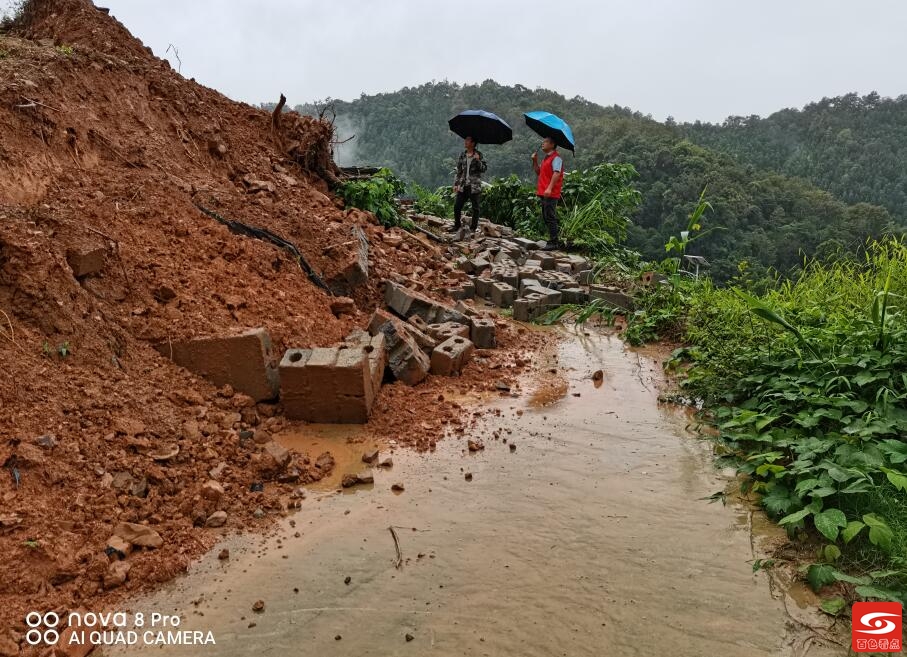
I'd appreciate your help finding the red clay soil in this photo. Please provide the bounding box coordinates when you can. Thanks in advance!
[0,1,547,650]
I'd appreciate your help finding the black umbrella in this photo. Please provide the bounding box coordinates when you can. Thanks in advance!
[448,109,513,145]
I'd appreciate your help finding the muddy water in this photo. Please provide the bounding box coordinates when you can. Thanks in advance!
[110,328,845,657]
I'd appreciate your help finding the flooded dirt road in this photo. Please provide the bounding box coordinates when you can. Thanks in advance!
[110,328,845,657]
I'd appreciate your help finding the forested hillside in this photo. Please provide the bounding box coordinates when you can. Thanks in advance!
[298,82,899,280]
[683,92,907,220]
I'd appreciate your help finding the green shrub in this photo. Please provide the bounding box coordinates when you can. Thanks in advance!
[338,168,408,228]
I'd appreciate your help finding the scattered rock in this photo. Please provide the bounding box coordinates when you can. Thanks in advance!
[252,600,265,613]
[341,474,358,488]
[467,439,484,452]
[0,632,18,657]
[105,535,132,559]
[205,511,227,528]
[149,443,180,461]
[378,456,393,468]
[262,441,291,471]
[592,369,604,383]
[357,471,374,485]
[329,297,357,316]
[218,549,230,560]
[509,443,517,452]
[201,479,225,502]
[494,380,511,392]
[361,449,379,464]
[344,576,351,585]
[391,483,405,492]
[112,521,163,549]
[465,472,473,482]
[253,507,265,519]
[33,434,57,449]
[104,560,131,589]
[405,633,414,642]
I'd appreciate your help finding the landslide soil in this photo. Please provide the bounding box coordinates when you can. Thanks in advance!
[0,0,546,645]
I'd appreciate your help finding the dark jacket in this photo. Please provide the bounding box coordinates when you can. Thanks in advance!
[454,149,487,194]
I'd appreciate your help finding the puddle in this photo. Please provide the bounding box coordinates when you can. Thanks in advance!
[108,327,847,657]
[275,425,380,491]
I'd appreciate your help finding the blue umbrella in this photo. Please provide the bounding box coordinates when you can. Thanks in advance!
[448,109,513,145]
[524,111,575,152]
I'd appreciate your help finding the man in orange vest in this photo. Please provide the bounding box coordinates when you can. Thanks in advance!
[531,137,564,251]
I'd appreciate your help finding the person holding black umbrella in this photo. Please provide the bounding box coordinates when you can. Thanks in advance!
[450,136,487,234]
[531,137,565,250]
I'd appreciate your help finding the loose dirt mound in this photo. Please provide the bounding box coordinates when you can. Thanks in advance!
[0,0,541,646]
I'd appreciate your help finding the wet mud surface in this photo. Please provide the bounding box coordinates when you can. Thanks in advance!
[107,328,847,657]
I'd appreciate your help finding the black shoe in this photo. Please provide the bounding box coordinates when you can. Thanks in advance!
[541,242,559,251]
[446,225,461,234]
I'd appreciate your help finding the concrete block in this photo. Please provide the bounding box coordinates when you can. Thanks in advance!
[578,269,595,285]
[67,246,107,278]
[469,258,491,274]
[426,321,470,341]
[513,297,540,322]
[490,282,517,308]
[589,285,633,310]
[474,276,494,299]
[279,341,381,423]
[513,237,540,250]
[384,281,467,324]
[519,278,540,296]
[518,266,542,281]
[155,328,279,402]
[470,317,496,348]
[502,268,519,289]
[525,286,562,307]
[530,252,556,270]
[430,336,475,376]
[524,259,542,269]
[561,287,589,304]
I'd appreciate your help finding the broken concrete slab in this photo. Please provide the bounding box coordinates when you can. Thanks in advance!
[154,328,279,402]
[327,226,369,295]
[430,336,475,376]
[369,308,436,354]
[369,313,431,386]
[384,281,467,324]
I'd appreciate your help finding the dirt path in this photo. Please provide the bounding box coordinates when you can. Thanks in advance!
[104,327,847,657]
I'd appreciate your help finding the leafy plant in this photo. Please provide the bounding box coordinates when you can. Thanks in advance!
[682,237,907,601]
[57,341,71,358]
[410,182,452,218]
[338,168,409,228]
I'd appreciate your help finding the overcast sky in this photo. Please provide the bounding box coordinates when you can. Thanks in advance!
[99,0,906,123]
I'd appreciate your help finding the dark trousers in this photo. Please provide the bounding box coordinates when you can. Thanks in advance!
[454,190,480,230]
[540,196,559,242]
